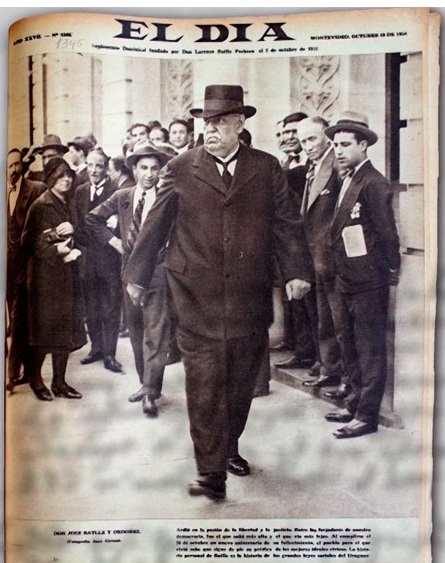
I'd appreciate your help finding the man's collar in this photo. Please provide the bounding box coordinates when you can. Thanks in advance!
[207,143,240,163]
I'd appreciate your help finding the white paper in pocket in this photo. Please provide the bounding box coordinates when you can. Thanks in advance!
[342,224,367,257]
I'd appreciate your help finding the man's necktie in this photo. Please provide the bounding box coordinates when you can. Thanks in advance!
[305,162,316,192]
[91,184,99,204]
[127,191,146,253]
[335,168,354,211]
[213,153,238,190]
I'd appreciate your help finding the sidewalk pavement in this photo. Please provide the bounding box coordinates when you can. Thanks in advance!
[5,336,421,522]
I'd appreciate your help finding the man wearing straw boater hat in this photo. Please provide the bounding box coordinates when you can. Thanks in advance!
[124,84,313,500]
[323,111,401,439]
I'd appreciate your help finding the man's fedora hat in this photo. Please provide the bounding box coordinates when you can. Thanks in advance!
[37,134,69,154]
[325,111,378,146]
[126,140,173,169]
[190,85,256,119]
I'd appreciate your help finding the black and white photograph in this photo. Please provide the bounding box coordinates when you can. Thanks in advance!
[3,7,440,563]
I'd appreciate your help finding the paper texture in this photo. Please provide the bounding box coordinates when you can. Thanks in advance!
[4,7,440,563]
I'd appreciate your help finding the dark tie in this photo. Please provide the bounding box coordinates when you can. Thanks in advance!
[91,184,100,205]
[213,153,238,190]
[305,162,316,192]
[127,191,146,253]
[335,168,354,212]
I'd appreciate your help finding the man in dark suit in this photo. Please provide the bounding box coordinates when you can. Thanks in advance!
[323,111,401,438]
[73,147,123,373]
[296,116,345,392]
[85,141,172,417]
[6,148,46,391]
[124,85,313,500]
[67,134,96,189]
[274,111,319,373]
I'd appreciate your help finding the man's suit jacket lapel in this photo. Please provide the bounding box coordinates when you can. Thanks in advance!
[192,145,257,200]
[12,180,33,224]
[121,188,135,239]
[192,147,227,196]
[306,147,335,212]
[331,161,369,241]
[227,146,257,202]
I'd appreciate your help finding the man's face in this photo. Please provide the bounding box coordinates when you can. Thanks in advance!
[203,113,244,158]
[87,152,108,184]
[42,148,62,167]
[298,121,330,163]
[282,120,302,154]
[132,156,160,191]
[67,145,82,167]
[332,131,367,170]
[8,151,22,185]
[169,124,188,150]
[131,126,149,144]
[149,129,166,147]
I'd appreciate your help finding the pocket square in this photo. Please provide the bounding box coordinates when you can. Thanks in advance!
[320,189,331,195]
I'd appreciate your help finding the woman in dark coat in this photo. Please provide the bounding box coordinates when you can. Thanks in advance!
[22,157,86,401]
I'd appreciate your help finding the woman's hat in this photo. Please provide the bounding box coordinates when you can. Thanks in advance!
[325,111,378,146]
[44,157,75,190]
[190,85,256,119]
[126,140,173,169]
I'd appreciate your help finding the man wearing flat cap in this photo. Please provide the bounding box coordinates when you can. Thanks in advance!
[85,141,172,418]
[124,84,313,500]
[67,134,97,189]
[323,111,401,439]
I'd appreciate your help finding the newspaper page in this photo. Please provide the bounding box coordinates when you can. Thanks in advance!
[4,7,440,563]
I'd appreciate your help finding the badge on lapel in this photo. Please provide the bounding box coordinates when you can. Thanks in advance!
[320,188,331,196]
[350,202,362,219]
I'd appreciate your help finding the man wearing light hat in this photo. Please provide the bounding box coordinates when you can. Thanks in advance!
[86,140,172,418]
[323,111,401,439]
[124,84,313,500]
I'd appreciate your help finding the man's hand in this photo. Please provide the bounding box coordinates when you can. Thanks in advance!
[108,236,123,255]
[285,278,312,300]
[127,283,145,306]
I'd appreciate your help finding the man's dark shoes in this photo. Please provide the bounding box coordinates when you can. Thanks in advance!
[325,409,354,423]
[166,349,181,365]
[32,385,53,401]
[81,351,103,365]
[104,356,123,373]
[274,355,315,369]
[51,383,82,399]
[333,420,378,439]
[142,396,158,417]
[307,361,322,377]
[324,384,351,400]
[188,473,226,501]
[303,374,341,388]
[128,386,149,403]
[227,455,250,476]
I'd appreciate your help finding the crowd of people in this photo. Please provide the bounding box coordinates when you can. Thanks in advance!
[6,83,400,501]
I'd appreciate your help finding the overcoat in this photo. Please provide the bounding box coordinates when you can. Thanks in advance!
[330,160,400,294]
[21,190,87,351]
[123,144,313,340]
